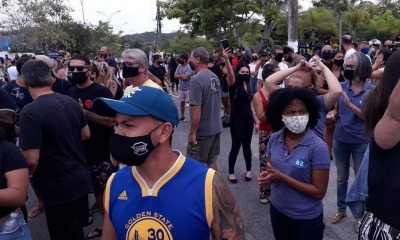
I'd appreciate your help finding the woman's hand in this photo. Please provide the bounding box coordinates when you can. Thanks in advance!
[265,162,283,184]
[222,47,231,58]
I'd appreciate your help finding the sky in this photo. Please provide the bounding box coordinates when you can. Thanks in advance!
[67,0,313,34]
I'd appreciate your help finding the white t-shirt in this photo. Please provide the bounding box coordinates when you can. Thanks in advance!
[257,61,288,80]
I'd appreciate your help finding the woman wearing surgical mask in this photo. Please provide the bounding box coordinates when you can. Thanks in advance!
[226,58,254,183]
[259,87,330,240]
[327,52,375,225]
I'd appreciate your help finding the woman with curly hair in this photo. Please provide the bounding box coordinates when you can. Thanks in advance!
[259,87,330,240]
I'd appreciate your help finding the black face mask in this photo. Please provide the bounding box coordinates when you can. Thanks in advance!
[68,72,88,85]
[109,125,161,166]
[252,57,258,61]
[122,66,140,78]
[344,69,355,80]
[274,54,283,62]
[157,60,163,65]
[333,59,344,67]
[285,54,293,63]
[237,74,250,82]
[321,51,332,60]
[189,62,195,70]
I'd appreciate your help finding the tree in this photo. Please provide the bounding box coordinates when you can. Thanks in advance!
[299,8,337,45]
[369,10,400,39]
[165,32,214,54]
[345,5,370,40]
[162,0,288,54]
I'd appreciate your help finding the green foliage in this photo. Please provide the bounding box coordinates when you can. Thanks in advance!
[369,10,400,39]
[166,33,215,53]
[0,0,122,56]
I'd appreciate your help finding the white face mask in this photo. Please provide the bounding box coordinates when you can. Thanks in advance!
[282,114,309,134]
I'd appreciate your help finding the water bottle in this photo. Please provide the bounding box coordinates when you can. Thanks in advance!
[2,212,18,232]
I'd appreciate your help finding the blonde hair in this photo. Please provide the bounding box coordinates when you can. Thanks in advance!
[289,68,322,90]
[94,62,111,87]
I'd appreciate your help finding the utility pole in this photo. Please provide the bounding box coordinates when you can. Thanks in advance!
[288,0,298,52]
[80,0,85,25]
[156,0,163,53]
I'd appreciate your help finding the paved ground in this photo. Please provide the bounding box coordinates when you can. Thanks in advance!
[26,95,360,239]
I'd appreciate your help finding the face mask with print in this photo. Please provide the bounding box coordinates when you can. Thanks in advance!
[109,125,161,166]
[282,114,309,134]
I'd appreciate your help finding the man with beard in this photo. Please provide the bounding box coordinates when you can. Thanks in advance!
[283,46,306,68]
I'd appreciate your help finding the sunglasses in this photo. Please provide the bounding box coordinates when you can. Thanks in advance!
[68,66,88,71]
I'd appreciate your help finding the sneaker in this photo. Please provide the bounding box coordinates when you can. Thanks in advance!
[260,196,271,204]
[179,117,186,122]
[90,202,100,213]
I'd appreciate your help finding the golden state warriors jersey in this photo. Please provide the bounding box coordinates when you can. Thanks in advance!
[104,153,215,240]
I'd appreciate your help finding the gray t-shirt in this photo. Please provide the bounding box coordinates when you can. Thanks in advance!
[175,64,193,91]
[189,70,222,136]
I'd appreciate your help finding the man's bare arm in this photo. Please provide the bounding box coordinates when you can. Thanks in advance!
[211,173,245,240]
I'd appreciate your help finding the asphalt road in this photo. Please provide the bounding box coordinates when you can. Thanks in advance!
[25,95,359,239]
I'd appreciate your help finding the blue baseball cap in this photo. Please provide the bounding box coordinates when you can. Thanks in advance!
[93,86,179,127]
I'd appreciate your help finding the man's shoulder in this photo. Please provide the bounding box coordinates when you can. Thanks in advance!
[143,79,163,90]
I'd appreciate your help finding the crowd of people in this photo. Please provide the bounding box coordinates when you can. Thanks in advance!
[0,33,399,240]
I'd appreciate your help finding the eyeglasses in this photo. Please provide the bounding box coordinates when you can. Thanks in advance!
[122,62,140,67]
[345,65,355,70]
[68,66,88,71]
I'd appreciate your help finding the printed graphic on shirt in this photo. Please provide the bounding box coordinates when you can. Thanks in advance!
[118,190,128,200]
[125,212,173,240]
[294,158,307,169]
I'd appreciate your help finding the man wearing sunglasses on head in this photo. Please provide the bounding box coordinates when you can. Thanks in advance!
[66,54,117,239]
[122,49,163,95]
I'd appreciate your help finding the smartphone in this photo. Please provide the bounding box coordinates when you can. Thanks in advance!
[221,39,231,51]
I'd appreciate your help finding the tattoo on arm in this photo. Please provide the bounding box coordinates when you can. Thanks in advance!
[211,173,245,240]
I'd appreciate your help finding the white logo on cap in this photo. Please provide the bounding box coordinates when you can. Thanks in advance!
[123,87,142,98]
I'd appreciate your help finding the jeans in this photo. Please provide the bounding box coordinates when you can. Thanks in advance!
[249,76,257,96]
[0,213,32,240]
[333,140,368,213]
[270,204,325,240]
[346,145,369,219]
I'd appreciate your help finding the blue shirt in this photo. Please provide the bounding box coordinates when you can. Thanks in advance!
[105,153,215,240]
[266,128,330,219]
[334,81,375,144]
[311,95,329,140]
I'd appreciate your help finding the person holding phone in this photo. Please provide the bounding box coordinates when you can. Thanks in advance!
[259,87,330,240]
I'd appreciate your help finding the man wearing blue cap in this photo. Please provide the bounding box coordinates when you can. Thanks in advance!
[93,86,244,240]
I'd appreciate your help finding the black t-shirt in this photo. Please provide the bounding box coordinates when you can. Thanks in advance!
[229,80,252,118]
[148,65,167,86]
[106,58,118,69]
[208,63,222,80]
[52,78,74,95]
[169,58,178,80]
[0,88,16,142]
[367,134,400,230]
[0,141,28,218]
[19,93,91,206]
[67,83,114,164]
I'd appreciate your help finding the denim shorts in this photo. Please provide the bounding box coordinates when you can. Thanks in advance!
[0,212,32,240]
